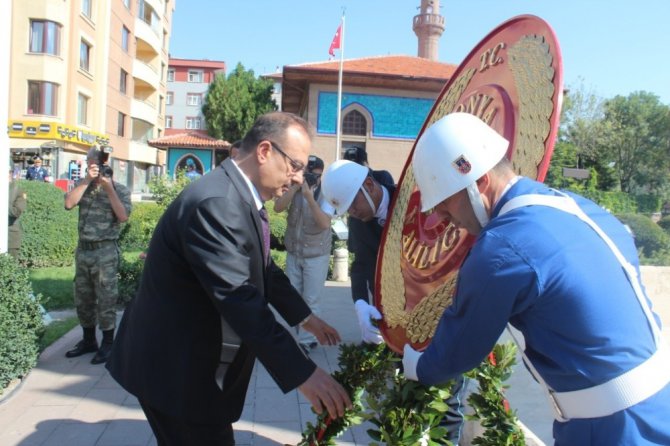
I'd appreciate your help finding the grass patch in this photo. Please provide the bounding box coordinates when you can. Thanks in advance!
[29,266,74,311]
[39,316,79,352]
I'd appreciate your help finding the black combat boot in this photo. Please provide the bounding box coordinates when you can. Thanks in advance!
[91,329,114,364]
[65,326,98,358]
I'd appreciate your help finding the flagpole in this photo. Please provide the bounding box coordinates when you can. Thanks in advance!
[335,14,345,161]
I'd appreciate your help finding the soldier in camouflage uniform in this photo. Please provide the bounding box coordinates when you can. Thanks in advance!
[64,146,132,364]
[8,165,27,259]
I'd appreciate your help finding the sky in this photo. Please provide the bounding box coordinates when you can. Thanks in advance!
[168,0,670,104]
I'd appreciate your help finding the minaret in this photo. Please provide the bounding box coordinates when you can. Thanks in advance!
[413,0,445,61]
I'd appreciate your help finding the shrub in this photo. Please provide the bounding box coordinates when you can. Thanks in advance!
[616,213,670,259]
[267,206,287,250]
[148,172,190,210]
[270,249,287,271]
[118,256,144,305]
[119,202,164,250]
[0,254,44,390]
[658,215,670,236]
[635,194,662,214]
[573,188,637,214]
[16,180,79,267]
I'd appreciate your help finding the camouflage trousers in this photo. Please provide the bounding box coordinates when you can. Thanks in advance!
[74,241,120,331]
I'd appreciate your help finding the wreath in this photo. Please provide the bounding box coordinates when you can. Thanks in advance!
[296,342,526,446]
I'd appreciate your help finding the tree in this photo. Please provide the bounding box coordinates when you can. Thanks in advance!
[599,91,670,195]
[202,63,277,143]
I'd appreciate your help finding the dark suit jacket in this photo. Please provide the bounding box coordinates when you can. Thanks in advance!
[347,170,396,303]
[107,159,315,424]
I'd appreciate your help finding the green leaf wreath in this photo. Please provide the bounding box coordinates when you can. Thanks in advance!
[297,342,526,446]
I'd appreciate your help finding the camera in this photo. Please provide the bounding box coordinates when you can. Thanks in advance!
[304,155,324,187]
[304,172,319,187]
[88,145,114,178]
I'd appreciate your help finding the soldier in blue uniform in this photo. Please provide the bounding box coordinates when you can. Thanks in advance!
[25,156,49,181]
[405,113,670,445]
[64,146,132,364]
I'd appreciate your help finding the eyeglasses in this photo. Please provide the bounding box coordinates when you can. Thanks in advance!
[268,141,305,173]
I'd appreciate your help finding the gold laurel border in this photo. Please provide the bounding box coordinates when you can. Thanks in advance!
[380,68,476,342]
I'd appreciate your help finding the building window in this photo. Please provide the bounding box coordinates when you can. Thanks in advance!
[167,68,174,82]
[29,20,61,55]
[122,26,130,52]
[166,91,173,105]
[187,93,201,106]
[27,81,58,116]
[165,116,172,128]
[186,117,201,129]
[117,112,126,136]
[77,93,89,125]
[342,110,367,136]
[159,96,163,115]
[120,69,128,94]
[80,40,91,72]
[188,70,203,82]
[123,0,130,8]
[82,0,92,18]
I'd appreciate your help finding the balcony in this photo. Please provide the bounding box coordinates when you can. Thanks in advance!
[128,139,159,164]
[131,98,157,126]
[133,59,160,90]
[135,17,161,55]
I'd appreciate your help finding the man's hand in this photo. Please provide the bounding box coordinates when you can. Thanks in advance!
[402,344,423,381]
[354,300,383,344]
[301,315,341,346]
[301,181,315,200]
[86,163,100,183]
[298,367,352,419]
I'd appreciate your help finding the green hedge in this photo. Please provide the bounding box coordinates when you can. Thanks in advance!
[119,202,164,250]
[658,216,670,236]
[573,188,637,214]
[0,254,44,390]
[616,213,670,259]
[118,256,144,305]
[16,180,79,267]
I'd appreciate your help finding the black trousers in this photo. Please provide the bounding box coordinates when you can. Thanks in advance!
[441,374,472,445]
[139,400,235,446]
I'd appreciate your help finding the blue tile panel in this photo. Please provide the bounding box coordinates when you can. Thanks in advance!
[167,148,212,176]
[316,91,434,139]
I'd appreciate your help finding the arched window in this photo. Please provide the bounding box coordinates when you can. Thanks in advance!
[342,110,367,136]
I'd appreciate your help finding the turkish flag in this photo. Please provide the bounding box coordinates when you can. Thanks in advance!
[328,24,342,57]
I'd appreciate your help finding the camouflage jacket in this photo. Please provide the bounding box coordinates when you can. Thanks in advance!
[76,180,132,242]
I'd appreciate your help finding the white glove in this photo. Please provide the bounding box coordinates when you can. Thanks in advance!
[354,299,383,344]
[402,344,423,381]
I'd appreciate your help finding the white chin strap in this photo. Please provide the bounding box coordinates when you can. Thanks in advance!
[466,182,489,228]
[360,186,377,215]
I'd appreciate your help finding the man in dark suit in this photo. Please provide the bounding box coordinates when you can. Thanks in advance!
[107,112,351,445]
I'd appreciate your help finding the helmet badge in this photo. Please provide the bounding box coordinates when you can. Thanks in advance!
[452,155,472,174]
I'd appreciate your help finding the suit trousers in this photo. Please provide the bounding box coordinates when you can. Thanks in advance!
[139,400,235,446]
[286,252,330,345]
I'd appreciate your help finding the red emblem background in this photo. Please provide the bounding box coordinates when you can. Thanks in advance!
[375,15,563,353]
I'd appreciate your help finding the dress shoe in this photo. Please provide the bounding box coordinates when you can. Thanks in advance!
[91,342,113,364]
[65,340,98,358]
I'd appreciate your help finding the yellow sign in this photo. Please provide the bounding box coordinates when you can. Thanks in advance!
[7,120,110,146]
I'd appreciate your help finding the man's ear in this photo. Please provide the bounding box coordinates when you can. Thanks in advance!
[476,173,491,193]
[256,141,272,166]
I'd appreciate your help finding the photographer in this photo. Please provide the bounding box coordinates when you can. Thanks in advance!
[274,155,333,353]
[64,145,132,365]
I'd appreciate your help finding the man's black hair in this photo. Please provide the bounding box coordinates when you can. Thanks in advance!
[343,146,367,165]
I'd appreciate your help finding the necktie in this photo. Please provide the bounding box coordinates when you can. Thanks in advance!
[259,207,270,264]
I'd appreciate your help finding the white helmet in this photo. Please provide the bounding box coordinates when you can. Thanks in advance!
[412,112,509,212]
[321,160,369,215]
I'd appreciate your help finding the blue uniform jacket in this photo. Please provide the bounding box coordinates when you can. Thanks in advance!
[417,177,670,445]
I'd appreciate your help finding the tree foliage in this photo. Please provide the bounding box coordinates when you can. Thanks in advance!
[202,63,277,142]
[599,91,670,195]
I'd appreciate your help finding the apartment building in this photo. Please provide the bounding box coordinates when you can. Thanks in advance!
[164,58,225,136]
[7,0,174,193]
